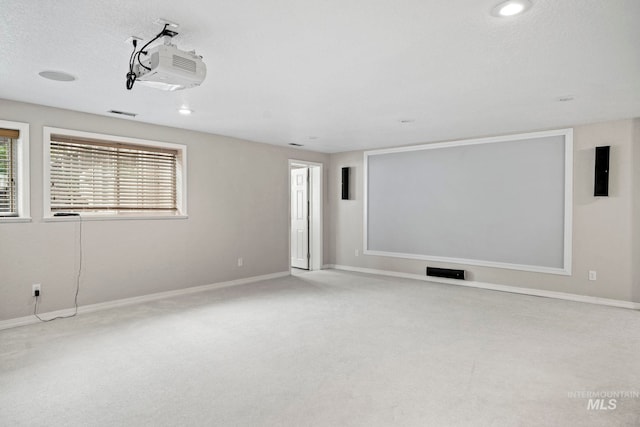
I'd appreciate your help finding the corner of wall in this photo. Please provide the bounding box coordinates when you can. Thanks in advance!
[632,118,640,302]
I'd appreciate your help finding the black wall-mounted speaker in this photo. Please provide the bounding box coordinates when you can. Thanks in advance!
[426,267,465,280]
[594,146,610,197]
[341,167,350,200]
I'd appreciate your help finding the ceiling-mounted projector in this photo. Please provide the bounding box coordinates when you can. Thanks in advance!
[126,21,206,91]
[134,44,206,91]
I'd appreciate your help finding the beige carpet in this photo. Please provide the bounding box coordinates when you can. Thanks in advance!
[1,270,639,426]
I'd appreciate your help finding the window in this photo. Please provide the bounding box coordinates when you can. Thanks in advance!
[0,120,30,221]
[44,127,187,219]
[0,131,17,215]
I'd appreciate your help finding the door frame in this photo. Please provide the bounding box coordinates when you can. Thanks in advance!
[290,166,310,270]
[288,159,323,271]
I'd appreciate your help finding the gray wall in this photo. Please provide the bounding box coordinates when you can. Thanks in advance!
[2,98,638,323]
[633,119,640,302]
[0,99,330,321]
[330,119,640,303]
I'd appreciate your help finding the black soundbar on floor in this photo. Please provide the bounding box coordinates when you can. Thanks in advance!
[426,267,465,280]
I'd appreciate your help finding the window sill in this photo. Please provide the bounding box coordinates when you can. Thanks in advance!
[43,214,188,222]
[0,217,32,223]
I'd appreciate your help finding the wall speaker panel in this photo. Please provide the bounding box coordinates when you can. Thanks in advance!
[594,146,610,197]
[341,167,350,200]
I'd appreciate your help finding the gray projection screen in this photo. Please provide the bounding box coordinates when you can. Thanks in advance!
[364,129,572,275]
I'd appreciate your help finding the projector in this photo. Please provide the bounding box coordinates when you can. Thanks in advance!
[134,44,206,91]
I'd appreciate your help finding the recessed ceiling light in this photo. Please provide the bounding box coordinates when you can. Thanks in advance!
[399,119,415,124]
[491,0,532,17]
[38,70,77,82]
[178,108,193,115]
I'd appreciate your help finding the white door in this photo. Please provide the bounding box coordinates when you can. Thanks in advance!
[291,167,309,269]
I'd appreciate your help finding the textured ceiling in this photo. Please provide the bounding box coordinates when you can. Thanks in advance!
[1,0,639,152]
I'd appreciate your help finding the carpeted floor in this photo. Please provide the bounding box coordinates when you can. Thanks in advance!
[1,270,639,426]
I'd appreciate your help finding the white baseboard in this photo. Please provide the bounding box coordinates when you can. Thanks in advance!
[4,266,636,331]
[0,271,290,331]
[327,264,640,310]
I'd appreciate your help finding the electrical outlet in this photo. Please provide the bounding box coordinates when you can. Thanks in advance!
[588,271,597,281]
[237,257,243,267]
[355,249,359,257]
[32,283,41,297]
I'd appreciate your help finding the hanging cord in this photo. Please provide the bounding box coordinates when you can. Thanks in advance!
[126,24,173,90]
[125,39,139,90]
[34,216,82,322]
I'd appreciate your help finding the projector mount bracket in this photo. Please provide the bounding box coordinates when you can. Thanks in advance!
[126,21,180,90]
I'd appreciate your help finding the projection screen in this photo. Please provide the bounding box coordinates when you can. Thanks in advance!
[364,129,573,275]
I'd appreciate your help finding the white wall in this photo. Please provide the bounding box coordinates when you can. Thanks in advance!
[0,99,330,321]
[329,119,640,303]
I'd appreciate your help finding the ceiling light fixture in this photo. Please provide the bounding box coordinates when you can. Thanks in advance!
[38,70,77,82]
[491,0,532,17]
[178,107,193,115]
[399,119,415,124]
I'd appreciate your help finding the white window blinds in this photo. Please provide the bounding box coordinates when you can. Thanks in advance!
[0,129,18,217]
[49,134,178,212]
